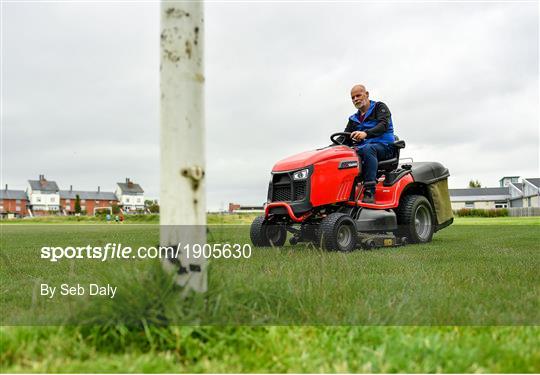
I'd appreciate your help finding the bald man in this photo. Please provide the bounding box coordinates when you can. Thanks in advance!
[344,85,395,204]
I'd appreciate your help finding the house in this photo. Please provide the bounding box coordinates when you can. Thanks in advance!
[507,178,540,208]
[0,185,29,218]
[115,178,145,212]
[450,176,540,210]
[449,187,510,209]
[499,176,520,187]
[27,175,60,215]
[59,186,118,215]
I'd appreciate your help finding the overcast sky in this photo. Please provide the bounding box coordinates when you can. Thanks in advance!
[2,1,538,210]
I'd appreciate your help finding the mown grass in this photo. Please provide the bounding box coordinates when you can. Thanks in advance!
[2,223,538,325]
[2,326,539,373]
[1,217,539,372]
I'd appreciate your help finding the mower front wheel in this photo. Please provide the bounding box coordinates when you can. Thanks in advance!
[250,216,287,247]
[319,213,357,252]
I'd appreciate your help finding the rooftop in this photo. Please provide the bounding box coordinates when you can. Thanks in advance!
[449,187,510,197]
[59,190,117,200]
[525,178,540,188]
[28,175,59,193]
[117,178,144,194]
[0,189,27,200]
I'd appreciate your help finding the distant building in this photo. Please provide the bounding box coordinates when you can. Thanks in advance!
[450,177,540,209]
[115,178,145,212]
[449,187,510,209]
[507,178,540,208]
[499,176,520,187]
[1,175,148,217]
[0,185,29,217]
[60,186,118,215]
[27,175,60,215]
[228,203,264,213]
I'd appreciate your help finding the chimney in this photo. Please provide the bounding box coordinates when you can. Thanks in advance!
[97,186,100,193]
[126,177,130,183]
[4,184,7,191]
[70,185,72,192]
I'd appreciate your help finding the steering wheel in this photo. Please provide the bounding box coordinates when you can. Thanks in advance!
[330,132,354,146]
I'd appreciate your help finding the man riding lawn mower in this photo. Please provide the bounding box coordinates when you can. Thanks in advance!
[250,85,453,251]
[250,132,454,251]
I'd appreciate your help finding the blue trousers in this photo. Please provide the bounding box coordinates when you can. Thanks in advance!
[357,143,395,194]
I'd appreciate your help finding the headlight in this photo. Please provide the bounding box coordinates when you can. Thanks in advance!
[293,168,309,180]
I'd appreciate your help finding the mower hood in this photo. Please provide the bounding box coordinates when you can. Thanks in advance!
[272,145,357,172]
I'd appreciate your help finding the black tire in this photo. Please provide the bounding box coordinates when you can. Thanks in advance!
[396,195,435,243]
[250,216,287,247]
[319,213,357,251]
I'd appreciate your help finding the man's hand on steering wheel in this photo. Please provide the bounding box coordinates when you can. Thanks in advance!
[350,131,368,141]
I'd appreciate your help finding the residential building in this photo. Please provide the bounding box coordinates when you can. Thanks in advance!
[499,176,520,187]
[27,175,60,215]
[449,187,510,209]
[450,177,540,210]
[0,185,29,217]
[517,178,540,208]
[115,178,145,212]
[60,186,118,215]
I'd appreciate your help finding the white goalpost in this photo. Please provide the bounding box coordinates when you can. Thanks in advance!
[160,1,207,293]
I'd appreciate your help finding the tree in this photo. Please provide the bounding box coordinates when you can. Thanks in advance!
[111,202,120,214]
[468,180,482,188]
[74,194,81,214]
[145,199,160,213]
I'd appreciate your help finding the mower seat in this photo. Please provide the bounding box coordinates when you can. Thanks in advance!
[377,137,406,173]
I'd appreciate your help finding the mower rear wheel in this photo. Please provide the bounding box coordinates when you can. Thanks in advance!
[319,213,357,251]
[250,216,287,247]
[396,195,434,243]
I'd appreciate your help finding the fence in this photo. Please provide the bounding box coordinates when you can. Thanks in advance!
[508,207,540,217]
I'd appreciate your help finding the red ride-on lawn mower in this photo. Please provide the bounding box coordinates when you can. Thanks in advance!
[250,132,454,251]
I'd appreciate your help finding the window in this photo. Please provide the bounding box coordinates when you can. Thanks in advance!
[528,197,532,207]
[465,201,475,208]
[16,206,20,211]
[137,198,141,203]
[16,199,20,204]
[51,197,55,203]
[66,199,70,203]
[126,198,130,203]
[81,200,86,203]
[36,197,41,203]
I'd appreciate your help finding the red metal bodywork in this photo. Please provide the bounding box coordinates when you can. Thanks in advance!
[264,202,312,222]
[272,146,357,172]
[347,173,414,209]
[267,145,414,220]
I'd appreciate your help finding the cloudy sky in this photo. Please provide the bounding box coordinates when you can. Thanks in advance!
[2,1,538,210]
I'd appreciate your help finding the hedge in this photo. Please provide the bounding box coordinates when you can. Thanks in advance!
[454,208,508,217]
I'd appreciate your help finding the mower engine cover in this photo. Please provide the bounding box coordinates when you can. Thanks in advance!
[267,146,359,216]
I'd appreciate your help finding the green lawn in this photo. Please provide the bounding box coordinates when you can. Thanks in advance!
[1,216,539,372]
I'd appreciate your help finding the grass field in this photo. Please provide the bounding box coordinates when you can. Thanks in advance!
[1,216,539,372]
